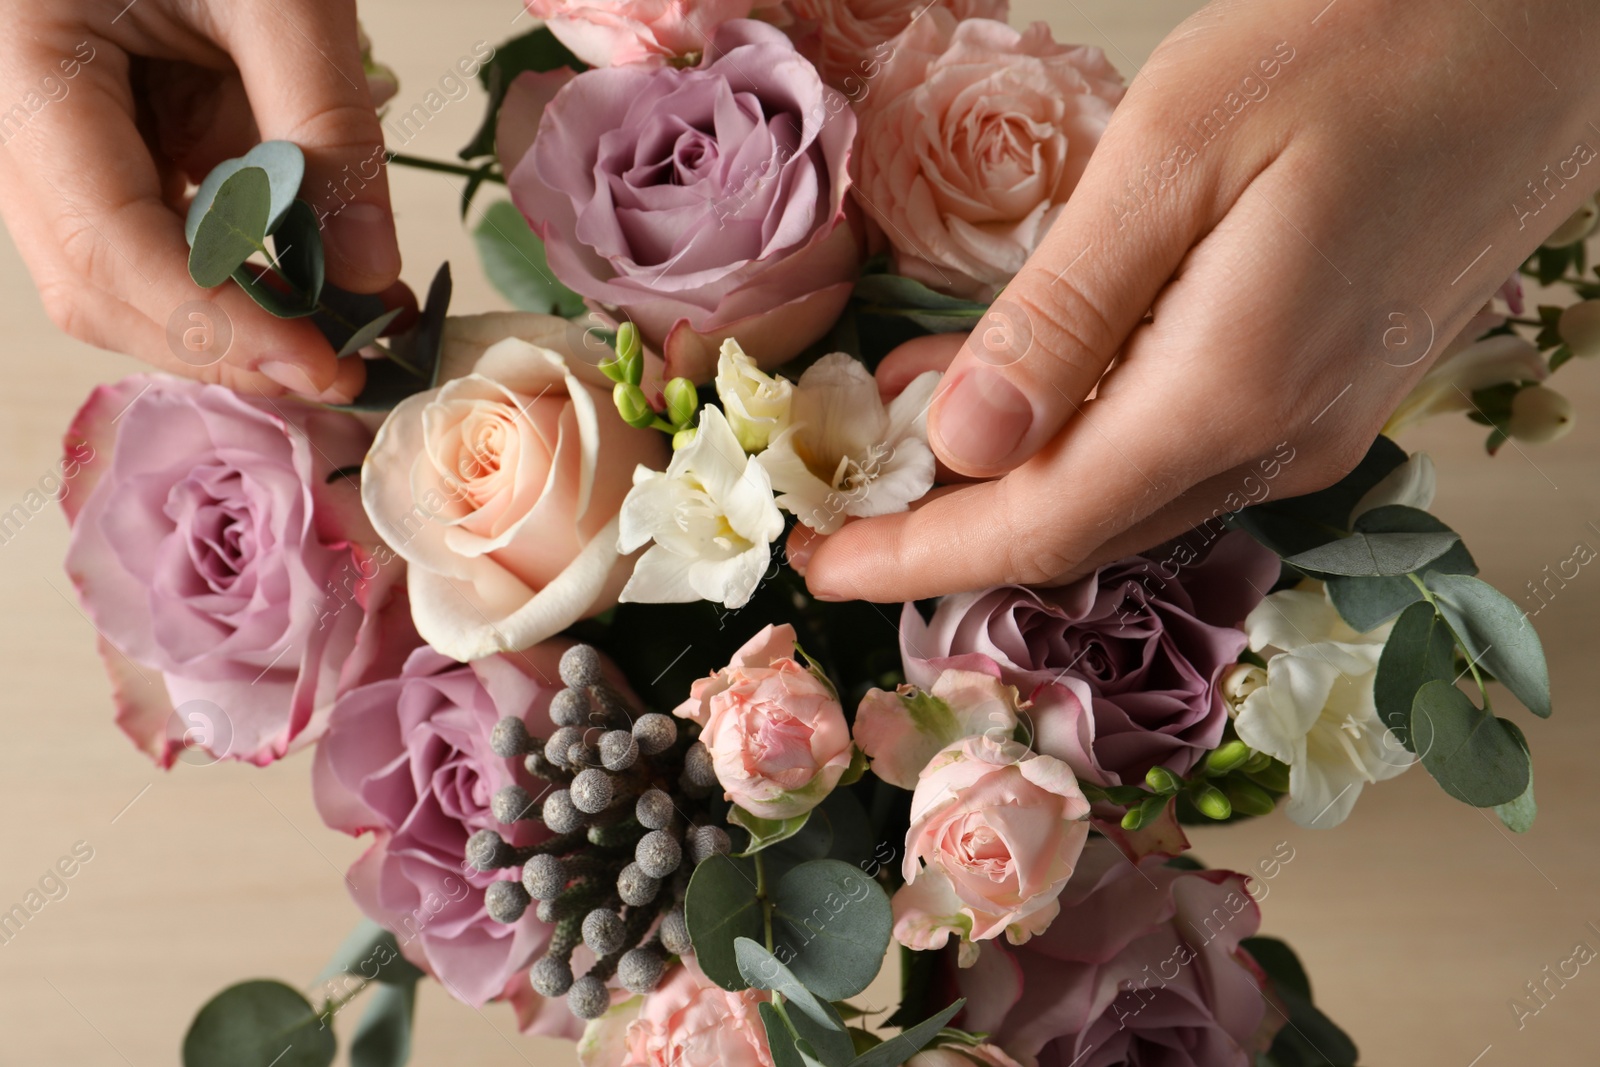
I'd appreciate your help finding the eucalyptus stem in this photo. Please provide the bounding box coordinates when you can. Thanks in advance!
[1406,573,1491,705]
[389,152,506,184]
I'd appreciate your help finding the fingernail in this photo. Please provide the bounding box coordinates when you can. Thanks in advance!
[258,360,323,396]
[326,202,401,281]
[787,536,817,576]
[933,369,1033,469]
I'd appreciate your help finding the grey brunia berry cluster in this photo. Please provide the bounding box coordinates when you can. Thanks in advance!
[463,644,729,1021]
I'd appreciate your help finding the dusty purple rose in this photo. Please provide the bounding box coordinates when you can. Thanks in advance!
[313,643,577,1034]
[958,838,1276,1067]
[61,376,413,767]
[504,19,861,383]
[901,531,1277,786]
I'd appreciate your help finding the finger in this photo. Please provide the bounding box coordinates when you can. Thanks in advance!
[0,46,353,398]
[139,62,259,183]
[216,1,399,293]
[876,333,962,401]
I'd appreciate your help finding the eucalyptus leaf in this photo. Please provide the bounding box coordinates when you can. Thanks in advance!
[735,939,856,1067]
[313,285,391,352]
[270,199,325,308]
[182,980,335,1067]
[188,167,271,288]
[185,141,305,243]
[732,806,812,857]
[389,262,453,387]
[312,920,424,990]
[847,1000,965,1067]
[230,264,317,318]
[1412,680,1531,807]
[460,27,584,161]
[761,1003,808,1067]
[1228,436,1408,557]
[350,982,414,1067]
[337,307,405,358]
[1373,600,1456,752]
[1241,937,1359,1067]
[684,853,763,991]
[852,274,989,333]
[1425,572,1552,718]
[1283,530,1459,578]
[473,200,584,316]
[1324,507,1479,631]
[1494,720,1537,833]
[770,859,893,1001]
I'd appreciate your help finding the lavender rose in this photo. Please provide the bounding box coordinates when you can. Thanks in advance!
[901,531,1278,786]
[313,643,577,1034]
[958,838,1276,1067]
[62,376,413,767]
[851,10,1124,299]
[505,20,862,383]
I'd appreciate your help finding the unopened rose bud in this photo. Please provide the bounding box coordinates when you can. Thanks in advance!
[1507,385,1574,444]
[1560,300,1600,359]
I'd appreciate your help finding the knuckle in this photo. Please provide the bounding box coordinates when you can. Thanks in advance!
[995,480,1070,586]
[1007,284,1117,390]
[282,103,386,159]
[36,278,96,343]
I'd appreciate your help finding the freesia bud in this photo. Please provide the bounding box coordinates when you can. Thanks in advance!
[714,338,792,452]
[1145,766,1181,794]
[1204,740,1252,776]
[1191,784,1233,820]
[614,382,656,429]
[664,377,699,429]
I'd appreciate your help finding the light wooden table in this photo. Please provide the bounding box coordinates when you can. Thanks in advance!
[2,1,1596,1063]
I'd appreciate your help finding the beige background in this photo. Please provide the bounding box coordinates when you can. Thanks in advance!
[2,0,1597,1063]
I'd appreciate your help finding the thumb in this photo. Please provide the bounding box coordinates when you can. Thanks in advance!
[219,0,400,295]
[926,124,1203,478]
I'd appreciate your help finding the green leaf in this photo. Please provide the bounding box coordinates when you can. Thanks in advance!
[732,806,812,856]
[1412,680,1531,806]
[185,141,305,243]
[847,1000,965,1067]
[1425,572,1552,718]
[350,983,414,1067]
[735,939,855,1067]
[312,920,424,989]
[852,274,989,333]
[769,859,893,1001]
[270,199,325,307]
[460,27,584,161]
[761,1003,809,1067]
[389,262,453,387]
[337,307,405,358]
[1373,600,1456,752]
[684,853,763,991]
[1284,529,1459,578]
[473,200,585,316]
[313,285,392,353]
[1229,436,1409,557]
[1241,937,1359,1067]
[1324,507,1478,633]
[230,264,316,318]
[182,980,336,1067]
[188,167,271,288]
[1494,720,1537,832]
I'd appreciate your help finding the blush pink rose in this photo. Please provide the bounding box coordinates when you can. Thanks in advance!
[785,0,1008,90]
[907,1043,1025,1067]
[894,735,1089,963]
[505,20,862,383]
[854,664,1022,789]
[902,531,1278,789]
[361,314,668,662]
[851,10,1124,299]
[674,623,852,819]
[525,0,761,67]
[61,376,414,767]
[313,642,579,1036]
[579,959,772,1067]
[958,838,1276,1067]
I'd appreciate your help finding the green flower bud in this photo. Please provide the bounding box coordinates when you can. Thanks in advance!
[614,382,656,429]
[1223,778,1278,817]
[1191,783,1232,820]
[1507,385,1575,444]
[1204,740,1252,776]
[672,427,697,450]
[1244,759,1290,794]
[664,377,699,429]
[615,322,643,385]
[1145,766,1182,794]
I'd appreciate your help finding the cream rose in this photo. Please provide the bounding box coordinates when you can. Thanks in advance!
[362,313,670,661]
[852,11,1124,299]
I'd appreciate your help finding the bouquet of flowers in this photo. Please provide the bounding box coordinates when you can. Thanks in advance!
[57,1,1593,1064]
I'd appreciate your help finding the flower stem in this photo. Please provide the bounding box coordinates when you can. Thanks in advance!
[389,152,506,184]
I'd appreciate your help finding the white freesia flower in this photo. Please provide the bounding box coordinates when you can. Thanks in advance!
[715,339,792,453]
[757,353,941,534]
[1233,587,1412,828]
[1384,334,1547,436]
[1351,452,1436,519]
[616,406,784,609]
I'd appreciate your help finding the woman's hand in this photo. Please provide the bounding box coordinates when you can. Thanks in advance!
[0,0,400,401]
[799,0,1600,602]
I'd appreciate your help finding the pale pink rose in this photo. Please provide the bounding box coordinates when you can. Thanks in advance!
[362,313,669,662]
[525,0,760,67]
[578,960,772,1067]
[854,663,1023,789]
[61,376,415,767]
[852,10,1124,299]
[785,0,1008,90]
[908,1042,1026,1067]
[674,623,853,819]
[895,735,1090,963]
